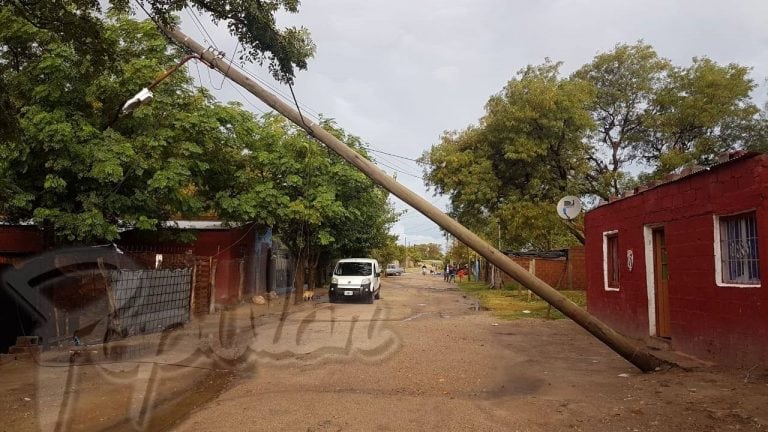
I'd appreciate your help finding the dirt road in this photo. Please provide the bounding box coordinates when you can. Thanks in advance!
[3,272,767,431]
[176,273,768,431]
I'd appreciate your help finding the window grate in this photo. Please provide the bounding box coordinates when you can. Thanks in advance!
[720,212,760,284]
[607,234,619,288]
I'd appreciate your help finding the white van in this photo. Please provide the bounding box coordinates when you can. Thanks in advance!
[329,258,381,304]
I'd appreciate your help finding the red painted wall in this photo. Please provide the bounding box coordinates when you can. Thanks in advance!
[0,226,43,255]
[119,225,256,305]
[497,247,586,290]
[585,154,768,366]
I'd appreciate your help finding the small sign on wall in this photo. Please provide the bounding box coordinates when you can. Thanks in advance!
[626,249,634,272]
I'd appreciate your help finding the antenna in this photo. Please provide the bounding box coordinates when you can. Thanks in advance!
[556,196,582,220]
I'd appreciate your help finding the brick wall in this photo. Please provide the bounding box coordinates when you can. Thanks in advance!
[585,153,768,366]
[192,257,213,315]
[494,247,586,291]
[0,226,43,254]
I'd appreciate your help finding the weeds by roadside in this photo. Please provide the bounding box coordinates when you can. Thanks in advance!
[457,281,586,320]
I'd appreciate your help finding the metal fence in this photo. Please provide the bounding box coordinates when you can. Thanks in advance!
[108,268,192,336]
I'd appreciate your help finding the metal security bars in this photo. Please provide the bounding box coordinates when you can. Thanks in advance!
[107,268,192,337]
[719,212,760,284]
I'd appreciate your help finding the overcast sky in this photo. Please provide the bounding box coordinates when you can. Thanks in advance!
[177,0,768,249]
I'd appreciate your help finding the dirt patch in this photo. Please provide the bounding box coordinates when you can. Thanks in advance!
[174,274,768,431]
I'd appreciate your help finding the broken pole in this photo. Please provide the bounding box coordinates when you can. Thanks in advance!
[163,27,665,373]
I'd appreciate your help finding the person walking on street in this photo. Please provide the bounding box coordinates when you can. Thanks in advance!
[448,265,456,283]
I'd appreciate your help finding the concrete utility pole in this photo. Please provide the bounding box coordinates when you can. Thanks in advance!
[163,27,665,372]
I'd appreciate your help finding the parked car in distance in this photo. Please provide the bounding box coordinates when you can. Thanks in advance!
[386,263,403,276]
[329,258,381,304]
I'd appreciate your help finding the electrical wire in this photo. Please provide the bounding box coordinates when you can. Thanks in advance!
[288,83,313,134]
[375,153,423,176]
[376,160,425,180]
[229,61,322,121]
[228,81,267,114]
[185,6,219,50]
[363,147,421,162]
[136,1,430,181]
[210,223,258,258]
[212,39,239,90]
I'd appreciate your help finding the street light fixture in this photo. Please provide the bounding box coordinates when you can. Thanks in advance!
[119,54,213,116]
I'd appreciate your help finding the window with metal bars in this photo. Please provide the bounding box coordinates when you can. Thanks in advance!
[719,212,760,285]
[606,234,620,289]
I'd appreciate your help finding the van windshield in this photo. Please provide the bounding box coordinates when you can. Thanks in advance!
[335,262,373,276]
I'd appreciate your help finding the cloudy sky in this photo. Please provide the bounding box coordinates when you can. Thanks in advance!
[175,0,768,249]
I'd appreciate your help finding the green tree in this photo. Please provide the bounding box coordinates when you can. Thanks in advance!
[575,43,766,188]
[572,42,671,197]
[242,115,396,301]
[637,57,763,173]
[0,0,314,83]
[0,10,282,244]
[408,243,443,261]
[422,61,594,250]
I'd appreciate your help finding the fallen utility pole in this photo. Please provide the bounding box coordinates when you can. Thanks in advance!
[163,27,665,373]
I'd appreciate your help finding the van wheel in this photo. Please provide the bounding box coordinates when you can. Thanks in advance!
[374,290,380,300]
[329,294,336,303]
[365,292,374,304]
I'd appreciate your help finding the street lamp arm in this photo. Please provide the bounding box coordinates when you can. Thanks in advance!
[147,54,211,90]
[119,55,214,116]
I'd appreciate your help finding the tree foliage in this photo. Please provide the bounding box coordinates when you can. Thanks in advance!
[234,115,396,296]
[573,42,670,196]
[423,61,594,250]
[0,0,314,83]
[0,10,259,243]
[574,42,765,193]
[0,9,394,263]
[423,42,767,250]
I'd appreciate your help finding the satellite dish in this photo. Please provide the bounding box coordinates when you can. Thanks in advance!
[557,196,582,220]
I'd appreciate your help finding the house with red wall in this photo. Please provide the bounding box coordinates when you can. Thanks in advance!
[0,224,43,264]
[585,151,768,366]
[0,220,280,308]
[117,221,276,306]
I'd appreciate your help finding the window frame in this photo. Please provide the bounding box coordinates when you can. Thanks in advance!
[713,211,761,288]
[603,230,620,291]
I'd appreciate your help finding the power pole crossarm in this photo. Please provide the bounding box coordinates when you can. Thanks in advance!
[162,26,665,373]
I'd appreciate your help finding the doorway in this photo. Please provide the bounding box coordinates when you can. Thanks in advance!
[652,228,671,338]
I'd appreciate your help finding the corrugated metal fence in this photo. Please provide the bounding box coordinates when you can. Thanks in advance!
[108,268,192,336]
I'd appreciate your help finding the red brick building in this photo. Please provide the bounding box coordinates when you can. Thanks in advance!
[117,221,274,307]
[0,224,43,264]
[585,151,768,366]
[493,247,586,290]
[0,221,276,309]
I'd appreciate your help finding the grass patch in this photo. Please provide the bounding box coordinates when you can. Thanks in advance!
[458,281,586,320]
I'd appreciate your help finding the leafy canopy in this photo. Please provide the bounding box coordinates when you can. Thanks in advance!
[1,0,314,83]
[0,11,286,243]
[423,61,594,250]
[422,42,767,250]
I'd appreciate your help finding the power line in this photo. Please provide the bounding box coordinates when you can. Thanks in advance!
[363,147,421,162]
[185,6,219,50]
[376,160,424,180]
[288,82,313,133]
[375,153,423,176]
[228,61,322,120]
[176,11,427,168]
[228,81,267,114]
[137,4,430,180]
